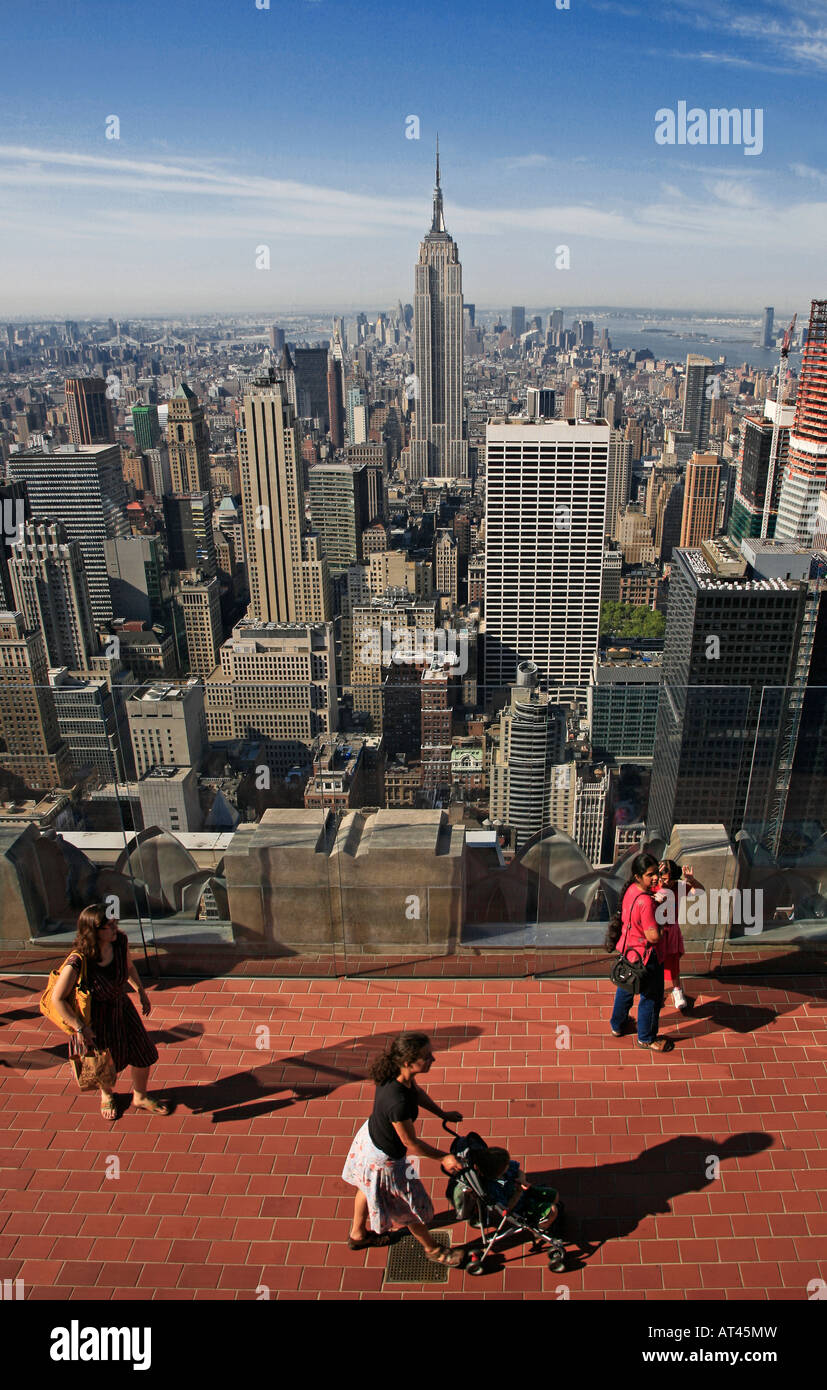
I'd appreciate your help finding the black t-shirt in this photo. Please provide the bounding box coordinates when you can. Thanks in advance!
[368,1080,419,1160]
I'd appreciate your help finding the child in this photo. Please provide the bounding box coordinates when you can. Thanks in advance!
[655,860,702,1013]
[473,1147,560,1230]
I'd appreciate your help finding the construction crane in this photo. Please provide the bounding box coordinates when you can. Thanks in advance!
[760,313,797,540]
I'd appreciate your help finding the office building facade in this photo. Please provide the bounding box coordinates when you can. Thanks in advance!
[680,452,722,547]
[681,355,714,453]
[167,383,210,495]
[9,519,97,671]
[729,401,793,543]
[238,376,331,625]
[489,676,570,850]
[65,377,115,447]
[127,678,207,779]
[0,611,73,789]
[484,419,609,698]
[204,621,337,778]
[8,444,129,625]
[648,542,804,841]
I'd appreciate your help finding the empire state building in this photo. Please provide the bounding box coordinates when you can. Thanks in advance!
[407,147,468,480]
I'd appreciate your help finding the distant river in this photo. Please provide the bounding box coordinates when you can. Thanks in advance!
[584,314,795,372]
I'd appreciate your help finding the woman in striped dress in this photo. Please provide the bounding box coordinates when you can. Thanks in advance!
[50,902,168,1121]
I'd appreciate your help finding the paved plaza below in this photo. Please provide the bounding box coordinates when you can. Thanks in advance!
[1,972,825,1301]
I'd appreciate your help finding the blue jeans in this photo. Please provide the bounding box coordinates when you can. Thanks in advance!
[610,960,664,1043]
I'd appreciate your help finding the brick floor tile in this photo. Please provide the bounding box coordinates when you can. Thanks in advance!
[176,1263,221,1289]
[58,1260,104,1285]
[2,973,824,1302]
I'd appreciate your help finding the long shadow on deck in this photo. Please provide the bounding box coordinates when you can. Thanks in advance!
[168,1025,484,1123]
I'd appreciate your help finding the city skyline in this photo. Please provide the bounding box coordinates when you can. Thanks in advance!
[2,0,827,312]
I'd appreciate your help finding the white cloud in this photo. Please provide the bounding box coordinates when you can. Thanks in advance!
[1,141,824,311]
[507,154,552,169]
[791,162,827,186]
[705,179,761,208]
[0,141,824,256]
[663,0,827,73]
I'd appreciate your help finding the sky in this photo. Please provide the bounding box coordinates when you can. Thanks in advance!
[1,0,825,316]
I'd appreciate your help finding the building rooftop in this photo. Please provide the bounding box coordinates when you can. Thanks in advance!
[140,765,192,783]
[682,549,799,593]
[132,681,199,702]
[2,971,822,1300]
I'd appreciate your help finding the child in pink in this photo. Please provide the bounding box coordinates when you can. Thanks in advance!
[654,860,702,1013]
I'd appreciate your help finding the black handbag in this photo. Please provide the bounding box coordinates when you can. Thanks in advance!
[610,952,648,993]
[610,897,651,994]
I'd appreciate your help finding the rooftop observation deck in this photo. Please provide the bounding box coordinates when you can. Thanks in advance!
[1,971,824,1301]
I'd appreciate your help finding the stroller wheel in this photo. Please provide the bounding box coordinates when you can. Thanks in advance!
[467,1260,485,1276]
[548,1256,566,1272]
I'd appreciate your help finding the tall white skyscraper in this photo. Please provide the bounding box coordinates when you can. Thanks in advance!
[237,374,330,624]
[484,419,610,699]
[408,146,468,481]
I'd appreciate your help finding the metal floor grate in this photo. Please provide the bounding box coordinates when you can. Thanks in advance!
[384,1230,452,1284]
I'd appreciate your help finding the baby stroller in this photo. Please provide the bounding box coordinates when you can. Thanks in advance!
[442,1121,566,1276]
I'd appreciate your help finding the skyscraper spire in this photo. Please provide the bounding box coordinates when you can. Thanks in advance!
[431,136,446,234]
[407,134,467,480]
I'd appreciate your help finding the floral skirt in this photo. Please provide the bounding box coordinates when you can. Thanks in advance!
[342,1121,435,1233]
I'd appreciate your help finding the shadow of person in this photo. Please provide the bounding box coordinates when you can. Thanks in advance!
[675,998,778,1038]
[2,1023,205,1072]
[0,1005,42,1029]
[712,952,827,998]
[524,1131,773,1268]
[147,1023,204,1047]
[1,1043,68,1070]
[166,1024,484,1124]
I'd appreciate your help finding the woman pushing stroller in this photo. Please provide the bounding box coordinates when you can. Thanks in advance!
[342,1031,465,1266]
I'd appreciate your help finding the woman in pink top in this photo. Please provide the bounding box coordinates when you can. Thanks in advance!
[608,852,675,1053]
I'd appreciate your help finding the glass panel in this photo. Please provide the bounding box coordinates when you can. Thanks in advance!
[0,682,824,981]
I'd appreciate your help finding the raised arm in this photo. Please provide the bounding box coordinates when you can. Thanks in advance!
[682,864,705,893]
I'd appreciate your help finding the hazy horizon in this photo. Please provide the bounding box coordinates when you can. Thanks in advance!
[2,0,826,313]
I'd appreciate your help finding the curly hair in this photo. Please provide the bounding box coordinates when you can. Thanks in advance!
[72,902,117,964]
[369,1032,431,1085]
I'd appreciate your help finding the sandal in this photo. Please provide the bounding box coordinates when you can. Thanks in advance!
[132,1095,170,1115]
[347,1232,398,1249]
[100,1095,117,1121]
[425,1246,462,1267]
[636,1037,675,1052]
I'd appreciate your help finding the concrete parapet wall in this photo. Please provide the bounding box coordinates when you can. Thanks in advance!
[223,809,465,952]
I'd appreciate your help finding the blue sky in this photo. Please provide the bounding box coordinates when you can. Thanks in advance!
[1,0,825,314]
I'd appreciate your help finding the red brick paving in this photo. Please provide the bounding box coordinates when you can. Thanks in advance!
[1,973,825,1300]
